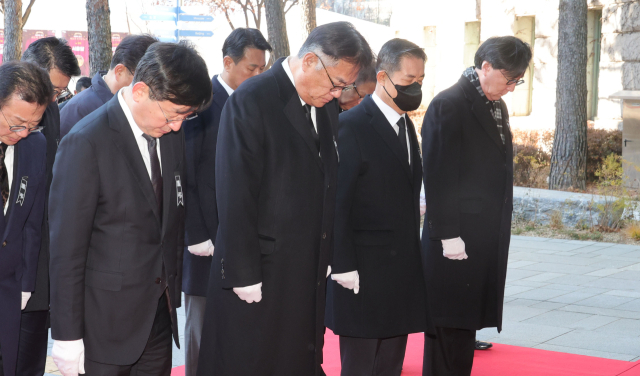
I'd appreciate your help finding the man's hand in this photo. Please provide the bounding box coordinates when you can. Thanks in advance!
[188,239,214,256]
[233,282,262,303]
[331,271,360,294]
[21,292,31,310]
[442,237,468,260]
[52,339,85,376]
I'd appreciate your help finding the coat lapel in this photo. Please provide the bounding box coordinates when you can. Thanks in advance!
[106,97,162,226]
[458,76,506,153]
[1,142,20,239]
[406,116,423,229]
[160,133,178,236]
[363,96,412,182]
[211,75,230,110]
[272,58,324,172]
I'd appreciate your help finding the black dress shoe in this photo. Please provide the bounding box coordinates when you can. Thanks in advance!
[475,340,493,350]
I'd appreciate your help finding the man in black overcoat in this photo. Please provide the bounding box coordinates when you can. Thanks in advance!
[182,27,271,376]
[421,36,532,376]
[48,42,212,376]
[18,37,81,376]
[326,39,428,376]
[196,22,374,376]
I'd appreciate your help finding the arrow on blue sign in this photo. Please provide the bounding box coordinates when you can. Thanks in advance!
[178,14,214,22]
[178,30,214,37]
[158,37,178,43]
[141,14,176,21]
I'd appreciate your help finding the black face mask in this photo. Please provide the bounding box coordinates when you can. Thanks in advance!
[383,73,423,112]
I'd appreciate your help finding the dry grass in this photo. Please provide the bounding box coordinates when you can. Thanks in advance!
[625,223,640,241]
[549,210,564,230]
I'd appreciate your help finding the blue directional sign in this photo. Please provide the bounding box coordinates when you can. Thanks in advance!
[153,6,181,13]
[140,14,176,22]
[178,30,213,37]
[158,37,178,43]
[178,14,214,22]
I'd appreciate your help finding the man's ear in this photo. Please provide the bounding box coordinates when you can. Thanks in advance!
[481,61,492,77]
[131,81,149,102]
[223,56,234,72]
[376,70,387,86]
[300,52,318,73]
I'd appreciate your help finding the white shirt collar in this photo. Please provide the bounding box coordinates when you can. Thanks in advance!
[217,75,234,96]
[117,89,145,140]
[371,92,405,127]
[283,56,307,107]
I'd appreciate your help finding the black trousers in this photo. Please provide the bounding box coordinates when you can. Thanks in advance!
[422,327,475,376]
[85,292,173,376]
[339,335,408,376]
[16,310,50,376]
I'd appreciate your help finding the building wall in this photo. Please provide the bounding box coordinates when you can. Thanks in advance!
[391,0,640,132]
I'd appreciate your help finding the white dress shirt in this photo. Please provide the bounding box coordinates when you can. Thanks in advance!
[117,89,161,179]
[371,92,410,166]
[217,75,235,96]
[283,57,317,132]
[1,143,14,214]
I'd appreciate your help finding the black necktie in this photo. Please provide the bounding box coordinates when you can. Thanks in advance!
[0,144,9,211]
[142,134,163,215]
[397,117,410,170]
[304,104,320,152]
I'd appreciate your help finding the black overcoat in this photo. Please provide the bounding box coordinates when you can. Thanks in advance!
[49,96,185,365]
[196,58,339,376]
[182,75,228,297]
[421,75,513,332]
[325,95,427,338]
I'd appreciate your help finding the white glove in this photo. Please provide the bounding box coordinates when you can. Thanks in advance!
[21,291,31,310]
[233,282,262,303]
[331,270,360,294]
[52,339,85,376]
[442,237,468,260]
[420,182,426,216]
[326,265,332,278]
[188,239,214,256]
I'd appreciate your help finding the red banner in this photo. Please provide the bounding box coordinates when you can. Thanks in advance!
[62,31,89,76]
[111,32,129,54]
[22,29,56,51]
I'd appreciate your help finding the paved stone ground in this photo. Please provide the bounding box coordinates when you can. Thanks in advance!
[44,235,640,374]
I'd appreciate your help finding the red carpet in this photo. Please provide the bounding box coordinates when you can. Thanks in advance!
[171,329,640,375]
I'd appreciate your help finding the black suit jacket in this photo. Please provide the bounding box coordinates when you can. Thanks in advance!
[197,58,338,376]
[422,75,513,332]
[182,75,228,297]
[325,95,427,338]
[24,101,59,312]
[49,95,185,365]
[0,133,47,376]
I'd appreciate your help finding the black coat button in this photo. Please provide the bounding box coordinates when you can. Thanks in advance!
[2,241,6,247]
[322,233,327,239]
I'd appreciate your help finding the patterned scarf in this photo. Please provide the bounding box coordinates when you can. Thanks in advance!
[463,67,505,144]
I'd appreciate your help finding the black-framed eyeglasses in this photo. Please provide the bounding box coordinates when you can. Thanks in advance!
[53,87,71,100]
[313,53,356,93]
[0,108,43,133]
[148,87,198,123]
[500,70,525,86]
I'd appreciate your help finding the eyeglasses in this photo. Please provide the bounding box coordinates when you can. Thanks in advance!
[148,87,198,124]
[53,87,71,100]
[500,70,525,86]
[313,53,356,93]
[0,108,43,133]
[343,85,363,99]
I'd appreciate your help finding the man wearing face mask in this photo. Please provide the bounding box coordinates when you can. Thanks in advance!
[421,36,532,376]
[326,38,427,376]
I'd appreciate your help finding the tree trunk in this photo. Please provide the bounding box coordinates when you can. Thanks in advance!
[265,0,290,67]
[300,0,316,39]
[549,0,588,190]
[4,0,23,62]
[86,0,112,76]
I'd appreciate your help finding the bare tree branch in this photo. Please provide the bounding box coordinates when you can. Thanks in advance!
[21,0,35,25]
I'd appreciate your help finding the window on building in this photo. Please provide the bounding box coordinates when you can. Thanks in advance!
[463,21,481,68]
[511,16,535,117]
[587,9,602,120]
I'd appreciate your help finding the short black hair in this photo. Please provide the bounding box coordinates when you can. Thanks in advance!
[75,77,92,92]
[0,61,54,108]
[474,36,532,79]
[356,61,377,86]
[376,38,426,74]
[298,22,374,70]
[222,28,272,64]
[21,37,81,78]
[111,34,158,72]
[134,41,212,112]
